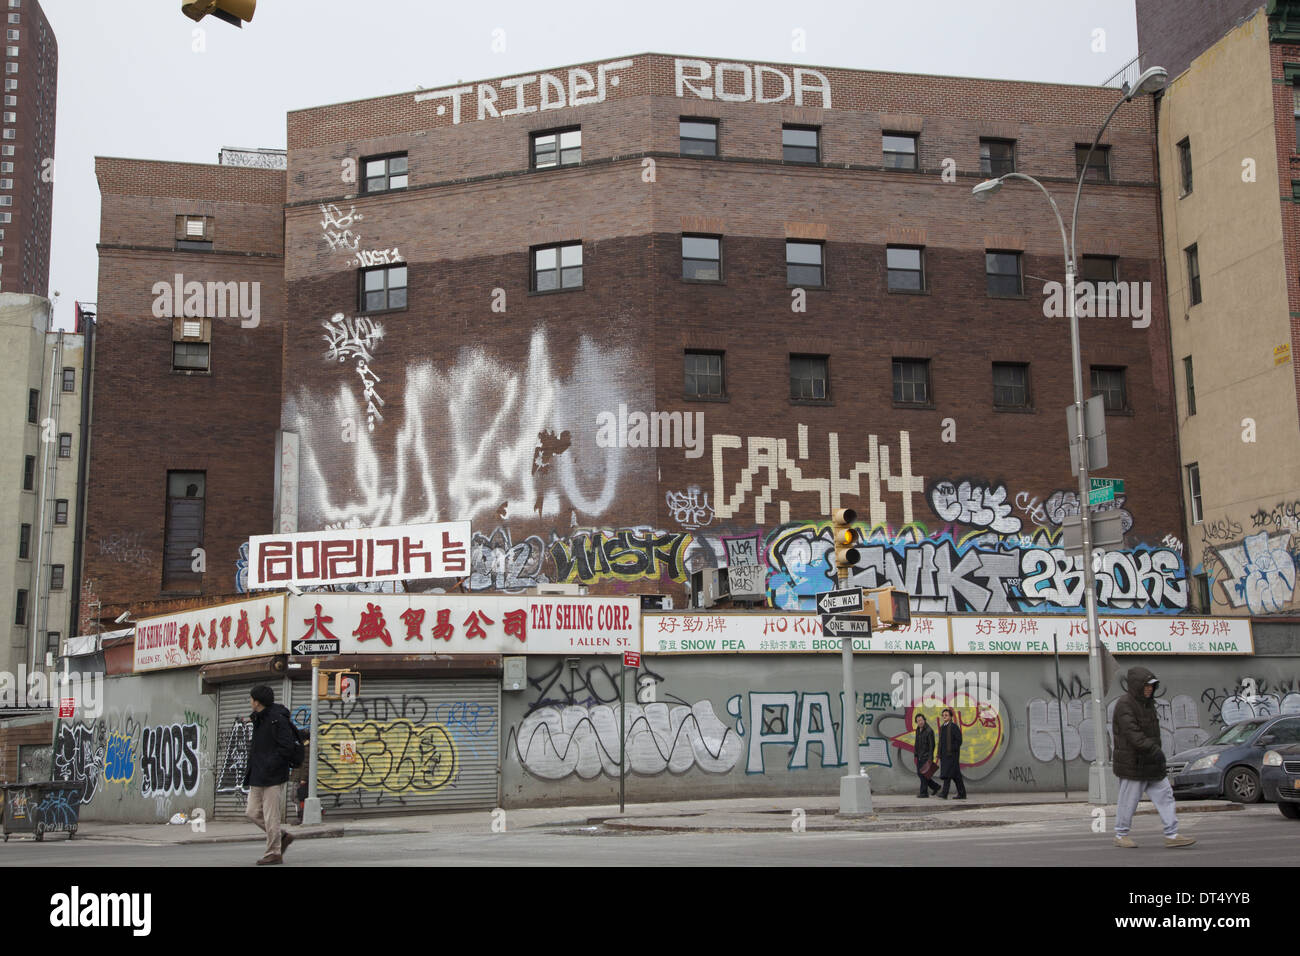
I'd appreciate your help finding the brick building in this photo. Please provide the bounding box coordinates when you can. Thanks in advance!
[86,54,1191,624]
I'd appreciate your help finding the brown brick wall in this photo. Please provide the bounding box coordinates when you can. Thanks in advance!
[1138,0,1266,79]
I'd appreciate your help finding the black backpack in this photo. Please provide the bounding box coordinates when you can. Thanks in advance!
[285,719,306,769]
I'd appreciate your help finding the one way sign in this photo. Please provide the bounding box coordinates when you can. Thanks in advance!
[816,588,863,615]
[291,639,339,655]
[821,615,872,638]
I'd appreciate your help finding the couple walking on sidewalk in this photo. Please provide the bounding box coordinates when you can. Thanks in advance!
[914,709,966,800]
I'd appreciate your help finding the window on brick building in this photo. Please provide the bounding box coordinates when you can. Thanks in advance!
[786,240,824,287]
[532,128,580,169]
[1080,254,1118,306]
[57,432,70,458]
[18,521,28,558]
[883,133,918,170]
[886,246,924,291]
[1076,144,1110,182]
[361,153,407,193]
[46,631,59,658]
[1177,137,1193,195]
[680,118,718,156]
[14,587,26,626]
[980,138,1015,177]
[1185,243,1201,305]
[173,341,209,372]
[54,498,66,525]
[359,264,407,311]
[49,564,63,590]
[26,386,35,422]
[1183,355,1196,417]
[681,235,721,281]
[61,367,73,392]
[782,125,819,163]
[1186,462,1203,525]
[1294,85,1300,150]
[992,362,1030,408]
[531,243,582,291]
[175,214,213,251]
[790,354,829,401]
[985,251,1022,296]
[163,471,204,591]
[22,453,32,490]
[892,358,931,405]
[1090,365,1127,412]
[1194,572,1210,611]
[684,350,725,398]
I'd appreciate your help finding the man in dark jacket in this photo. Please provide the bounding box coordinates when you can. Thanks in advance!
[937,707,967,799]
[913,714,941,798]
[243,685,297,864]
[1112,666,1195,848]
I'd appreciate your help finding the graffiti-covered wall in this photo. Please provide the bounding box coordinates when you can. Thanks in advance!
[500,651,1300,806]
[52,671,217,824]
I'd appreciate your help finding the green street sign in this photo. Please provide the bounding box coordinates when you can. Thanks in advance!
[1088,477,1125,505]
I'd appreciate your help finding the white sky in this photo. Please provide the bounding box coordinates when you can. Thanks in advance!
[40,0,1139,330]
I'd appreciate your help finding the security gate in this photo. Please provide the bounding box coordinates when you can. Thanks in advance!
[213,679,294,820]
[290,675,499,816]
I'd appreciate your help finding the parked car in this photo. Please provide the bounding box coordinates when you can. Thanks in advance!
[1166,713,1300,803]
[1260,741,1300,819]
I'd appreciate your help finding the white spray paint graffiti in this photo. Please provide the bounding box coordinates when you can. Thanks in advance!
[319,203,362,253]
[665,486,715,529]
[1027,693,1208,762]
[322,313,386,432]
[929,480,1021,533]
[1213,531,1297,615]
[511,701,741,778]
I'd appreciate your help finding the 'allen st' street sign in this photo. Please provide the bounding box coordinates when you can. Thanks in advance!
[1088,477,1126,506]
[820,615,872,638]
[816,588,863,615]
[291,639,340,656]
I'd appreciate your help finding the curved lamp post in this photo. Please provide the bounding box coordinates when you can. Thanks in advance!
[972,66,1167,804]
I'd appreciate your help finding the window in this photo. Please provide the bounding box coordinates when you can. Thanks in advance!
[361,153,407,193]
[1183,355,1196,417]
[786,240,824,287]
[22,452,32,489]
[4,64,16,74]
[6,14,16,22]
[54,498,66,524]
[18,521,28,558]
[992,362,1030,408]
[1185,244,1201,305]
[0,196,11,205]
[4,79,14,90]
[681,235,721,281]
[790,354,829,401]
[1076,144,1110,182]
[5,45,15,56]
[1177,137,1193,195]
[2,130,14,139]
[26,386,35,422]
[886,246,924,291]
[980,138,1015,177]
[45,630,58,658]
[986,251,1022,296]
[531,243,582,291]
[782,125,819,163]
[14,588,25,626]
[892,358,931,405]
[680,118,718,156]
[883,133,918,170]
[1081,255,1118,304]
[359,264,407,310]
[163,471,205,591]
[49,564,63,590]
[532,128,580,169]
[175,214,213,251]
[2,110,12,122]
[684,350,724,398]
[5,29,13,39]
[57,432,70,458]
[1091,366,1127,412]
[172,342,210,372]
[61,367,73,392]
[1,160,11,170]
[1294,85,1300,150]
[1193,572,1210,612]
[1186,463,1203,524]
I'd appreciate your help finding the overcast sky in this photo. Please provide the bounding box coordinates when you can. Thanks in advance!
[40,0,1139,330]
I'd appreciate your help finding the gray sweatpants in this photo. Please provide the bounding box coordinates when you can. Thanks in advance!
[1114,776,1179,838]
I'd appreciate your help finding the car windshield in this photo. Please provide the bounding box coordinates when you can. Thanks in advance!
[1207,720,1265,745]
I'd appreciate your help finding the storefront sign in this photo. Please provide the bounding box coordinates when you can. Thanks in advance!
[246,522,470,589]
[643,613,951,653]
[134,595,287,672]
[950,615,1252,655]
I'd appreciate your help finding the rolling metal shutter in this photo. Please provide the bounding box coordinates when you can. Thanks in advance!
[289,676,499,816]
[213,678,292,821]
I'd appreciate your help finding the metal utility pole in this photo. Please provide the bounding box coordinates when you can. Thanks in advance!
[301,658,323,825]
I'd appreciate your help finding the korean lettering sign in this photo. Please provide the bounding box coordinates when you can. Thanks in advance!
[288,594,640,655]
[134,596,287,672]
[246,522,470,589]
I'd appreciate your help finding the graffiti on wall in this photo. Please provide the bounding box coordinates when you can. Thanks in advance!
[1199,499,1300,616]
[315,719,457,794]
[138,723,202,798]
[53,722,104,806]
[1200,676,1300,727]
[215,719,253,801]
[96,531,152,568]
[469,526,547,592]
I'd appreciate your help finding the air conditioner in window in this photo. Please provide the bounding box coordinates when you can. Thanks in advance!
[689,568,729,609]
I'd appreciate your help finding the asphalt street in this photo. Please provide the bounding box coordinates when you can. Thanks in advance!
[2,803,1292,867]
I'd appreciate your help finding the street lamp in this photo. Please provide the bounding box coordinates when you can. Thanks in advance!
[972,66,1166,805]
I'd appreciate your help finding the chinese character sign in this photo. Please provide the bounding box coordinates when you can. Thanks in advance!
[246,522,471,589]
[134,596,287,672]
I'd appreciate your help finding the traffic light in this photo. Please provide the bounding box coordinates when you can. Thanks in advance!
[182,0,256,27]
[335,671,359,700]
[868,587,912,629]
[831,507,859,583]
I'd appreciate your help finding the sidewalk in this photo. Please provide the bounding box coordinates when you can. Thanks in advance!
[55,792,1243,845]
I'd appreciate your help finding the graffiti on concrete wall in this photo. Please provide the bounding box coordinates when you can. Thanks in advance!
[138,723,202,798]
[929,479,1021,534]
[52,722,104,806]
[470,526,546,592]
[1199,499,1300,616]
[215,719,253,801]
[316,719,458,794]
[1200,676,1300,727]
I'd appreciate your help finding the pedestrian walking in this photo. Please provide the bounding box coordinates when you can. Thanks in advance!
[937,707,967,800]
[1112,666,1196,848]
[914,713,941,797]
[293,730,311,823]
[243,684,298,864]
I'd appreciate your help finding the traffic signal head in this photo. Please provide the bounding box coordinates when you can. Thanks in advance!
[182,0,256,27]
[831,508,859,581]
[871,588,912,629]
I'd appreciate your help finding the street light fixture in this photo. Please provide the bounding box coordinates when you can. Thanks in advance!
[971,67,1166,805]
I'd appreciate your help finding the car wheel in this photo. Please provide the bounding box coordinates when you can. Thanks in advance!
[1280,802,1300,820]
[1225,767,1261,803]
